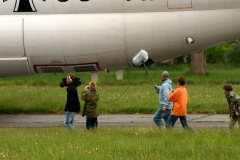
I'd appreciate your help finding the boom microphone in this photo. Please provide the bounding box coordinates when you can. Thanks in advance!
[132,50,155,85]
[132,50,148,66]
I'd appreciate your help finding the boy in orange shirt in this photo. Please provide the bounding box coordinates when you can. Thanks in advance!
[167,76,193,132]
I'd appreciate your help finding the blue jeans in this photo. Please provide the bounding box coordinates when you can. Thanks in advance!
[64,111,78,130]
[168,115,194,132]
[86,117,98,130]
[153,106,171,127]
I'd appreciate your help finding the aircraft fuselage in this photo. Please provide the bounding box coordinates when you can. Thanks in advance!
[0,0,240,81]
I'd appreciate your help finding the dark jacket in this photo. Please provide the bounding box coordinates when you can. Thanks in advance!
[64,83,80,112]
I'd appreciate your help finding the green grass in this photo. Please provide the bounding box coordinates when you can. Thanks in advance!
[1,63,240,114]
[1,63,240,86]
[1,127,240,160]
[1,63,239,160]
[0,84,234,114]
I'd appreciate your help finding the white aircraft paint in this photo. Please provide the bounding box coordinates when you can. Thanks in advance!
[0,0,240,81]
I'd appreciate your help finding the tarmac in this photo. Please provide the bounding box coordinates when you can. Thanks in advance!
[0,114,234,129]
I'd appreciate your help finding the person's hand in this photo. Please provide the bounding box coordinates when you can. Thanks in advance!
[171,89,175,92]
[63,111,66,114]
[162,106,166,112]
[84,86,89,91]
[154,85,157,89]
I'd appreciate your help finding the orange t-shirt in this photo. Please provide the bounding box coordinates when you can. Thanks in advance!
[168,85,187,116]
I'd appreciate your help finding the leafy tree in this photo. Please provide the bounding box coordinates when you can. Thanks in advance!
[205,43,234,63]
[227,40,240,65]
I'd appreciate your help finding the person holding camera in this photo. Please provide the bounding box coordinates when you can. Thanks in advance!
[81,81,99,130]
[63,73,80,130]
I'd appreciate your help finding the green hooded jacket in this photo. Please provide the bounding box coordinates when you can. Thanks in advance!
[81,89,99,118]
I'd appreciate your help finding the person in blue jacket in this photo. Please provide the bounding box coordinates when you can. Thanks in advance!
[153,71,173,128]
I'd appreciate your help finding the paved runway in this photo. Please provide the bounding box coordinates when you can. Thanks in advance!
[0,114,233,129]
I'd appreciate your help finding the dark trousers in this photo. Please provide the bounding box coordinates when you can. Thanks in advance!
[167,115,194,132]
[86,117,98,130]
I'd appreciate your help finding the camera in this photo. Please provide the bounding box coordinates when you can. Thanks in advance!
[60,76,82,87]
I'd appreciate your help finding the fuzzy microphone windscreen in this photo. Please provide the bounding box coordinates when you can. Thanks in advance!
[132,50,149,66]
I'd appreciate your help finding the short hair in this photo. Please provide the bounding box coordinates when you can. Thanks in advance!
[223,84,233,92]
[177,76,185,85]
[89,81,97,90]
[68,73,75,80]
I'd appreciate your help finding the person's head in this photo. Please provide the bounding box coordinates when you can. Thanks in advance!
[177,76,185,85]
[161,71,169,80]
[223,84,233,94]
[89,81,97,90]
[66,73,75,85]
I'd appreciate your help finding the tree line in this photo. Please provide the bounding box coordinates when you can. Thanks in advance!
[205,40,240,64]
[174,39,240,65]
[165,40,240,74]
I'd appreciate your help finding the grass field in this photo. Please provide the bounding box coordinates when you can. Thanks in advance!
[0,84,235,114]
[1,63,240,160]
[1,63,240,114]
[1,63,240,86]
[1,127,240,160]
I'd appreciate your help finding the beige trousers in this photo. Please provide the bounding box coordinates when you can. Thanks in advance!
[229,117,240,130]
